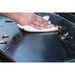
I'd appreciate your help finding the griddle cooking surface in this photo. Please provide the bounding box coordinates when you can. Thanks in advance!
[0,13,75,62]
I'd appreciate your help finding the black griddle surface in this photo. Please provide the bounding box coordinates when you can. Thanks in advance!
[0,13,75,62]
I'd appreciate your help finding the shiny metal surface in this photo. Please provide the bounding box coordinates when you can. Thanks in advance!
[0,13,75,62]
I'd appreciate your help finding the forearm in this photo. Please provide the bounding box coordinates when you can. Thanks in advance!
[0,13,19,21]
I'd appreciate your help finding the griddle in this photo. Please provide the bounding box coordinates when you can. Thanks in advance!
[0,13,75,62]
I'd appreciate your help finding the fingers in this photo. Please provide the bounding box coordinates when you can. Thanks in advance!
[30,24,44,30]
[35,16,43,23]
[32,20,52,29]
[29,23,53,30]
[36,15,50,25]
[33,15,52,29]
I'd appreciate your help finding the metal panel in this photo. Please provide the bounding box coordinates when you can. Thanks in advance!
[0,13,75,62]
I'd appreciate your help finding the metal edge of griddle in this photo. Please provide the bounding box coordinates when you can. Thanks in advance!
[54,13,75,26]
[56,13,75,23]
[69,14,75,18]
[0,49,15,62]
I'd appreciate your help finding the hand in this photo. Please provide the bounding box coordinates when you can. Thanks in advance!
[1,13,52,30]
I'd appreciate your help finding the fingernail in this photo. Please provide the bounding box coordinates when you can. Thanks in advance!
[47,25,52,28]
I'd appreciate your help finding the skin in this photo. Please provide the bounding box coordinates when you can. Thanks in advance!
[0,13,52,30]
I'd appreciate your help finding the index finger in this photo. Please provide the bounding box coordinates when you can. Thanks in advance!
[36,15,50,25]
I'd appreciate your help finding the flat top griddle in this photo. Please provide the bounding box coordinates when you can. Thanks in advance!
[0,13,75,62]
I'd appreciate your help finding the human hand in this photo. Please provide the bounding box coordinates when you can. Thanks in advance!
[1,13,52,30]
